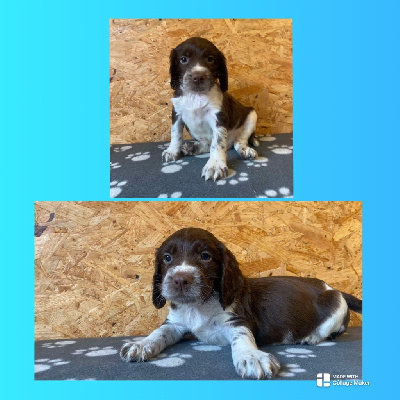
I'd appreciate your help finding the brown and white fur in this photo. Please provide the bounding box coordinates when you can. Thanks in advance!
[120,228,362,380]
[162,37,259,181]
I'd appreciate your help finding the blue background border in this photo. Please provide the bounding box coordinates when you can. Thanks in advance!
[2,0,399,398]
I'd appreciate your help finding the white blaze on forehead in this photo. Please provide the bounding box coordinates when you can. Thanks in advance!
[164,263,199,280]
[191,64,208,73]
[182,64,209,84]
[173,263,198,274]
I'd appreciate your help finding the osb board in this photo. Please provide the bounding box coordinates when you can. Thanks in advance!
[35,201,361,340]
[110,19,292,145]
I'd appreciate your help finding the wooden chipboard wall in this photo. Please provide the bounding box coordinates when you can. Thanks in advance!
[35,201,362,340]
[110,19,292,145]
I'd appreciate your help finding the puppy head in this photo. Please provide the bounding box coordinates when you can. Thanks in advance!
[169,37,228,93]
[152,227,242,310]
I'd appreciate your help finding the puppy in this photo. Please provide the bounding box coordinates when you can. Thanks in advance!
[162,37,259,181]
[121,228,362,380]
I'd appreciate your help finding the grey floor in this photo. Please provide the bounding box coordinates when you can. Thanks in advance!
[35,326,361,381]
[110,133,293,199]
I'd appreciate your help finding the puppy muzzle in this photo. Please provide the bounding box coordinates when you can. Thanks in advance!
[162,268,200,303]
[183,68,214,92]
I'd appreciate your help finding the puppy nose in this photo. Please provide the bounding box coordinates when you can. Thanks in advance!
[173,272,194,287]
[192,72,205,84]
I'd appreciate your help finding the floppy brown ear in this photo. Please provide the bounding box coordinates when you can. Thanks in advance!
[152,254,166,309]
[217,52,228,92]
[218,243,243,309]
[169,48,180,90]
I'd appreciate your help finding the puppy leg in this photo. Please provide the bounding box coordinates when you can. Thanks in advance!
[162,113,183,162]
[228,325,280,379]
[120,322,185,362]
[315,290,349,341]
[300,290,349,345]
[181,140,210,156]
[201,127,228,181]
[234,110,258,160]
[249,132,260,147]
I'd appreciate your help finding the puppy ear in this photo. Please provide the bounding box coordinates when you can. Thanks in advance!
[152,253,166,309]
[217,52,228,92]
[169,48,180,90]
[218,243,243,309]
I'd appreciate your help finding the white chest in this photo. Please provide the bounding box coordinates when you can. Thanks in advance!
[181,107,214,140]
[168,298,231,346]
[171,89,222,142]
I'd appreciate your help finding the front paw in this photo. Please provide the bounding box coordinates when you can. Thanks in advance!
[120,341,159,362]
[241,147,258,160]
[201,158,228,181]
[162,148,180,162]
[234,349,280,379]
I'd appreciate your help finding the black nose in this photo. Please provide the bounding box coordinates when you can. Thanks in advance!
[173,272,194,288]
[191,72,205,85]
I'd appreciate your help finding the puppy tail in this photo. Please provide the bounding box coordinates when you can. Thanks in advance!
[249,132,260,147]
[341,292,362,314]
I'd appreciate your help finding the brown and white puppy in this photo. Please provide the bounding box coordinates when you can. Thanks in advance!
[162,37,259,181]
[120,228,362,380]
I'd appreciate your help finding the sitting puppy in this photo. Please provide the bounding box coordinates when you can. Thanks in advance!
[120,228,362,380]
[162,37,259,181]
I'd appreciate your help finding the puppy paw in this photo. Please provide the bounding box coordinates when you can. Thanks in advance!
[240,146,258,160]
[120,341,160,362]
[201,158,228,181]
[250,137,260,147]
[162,148,180,163]
[181,142,198,156]
[234,349,280,380]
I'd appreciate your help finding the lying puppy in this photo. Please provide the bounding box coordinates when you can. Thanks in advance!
[121,228,362,380]
[162,37,259,181]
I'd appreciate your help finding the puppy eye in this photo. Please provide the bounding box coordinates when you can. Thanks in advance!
[164,254,172,263]
[201,252,211,261]
[180,56,188,64]
[207,56,214,63]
